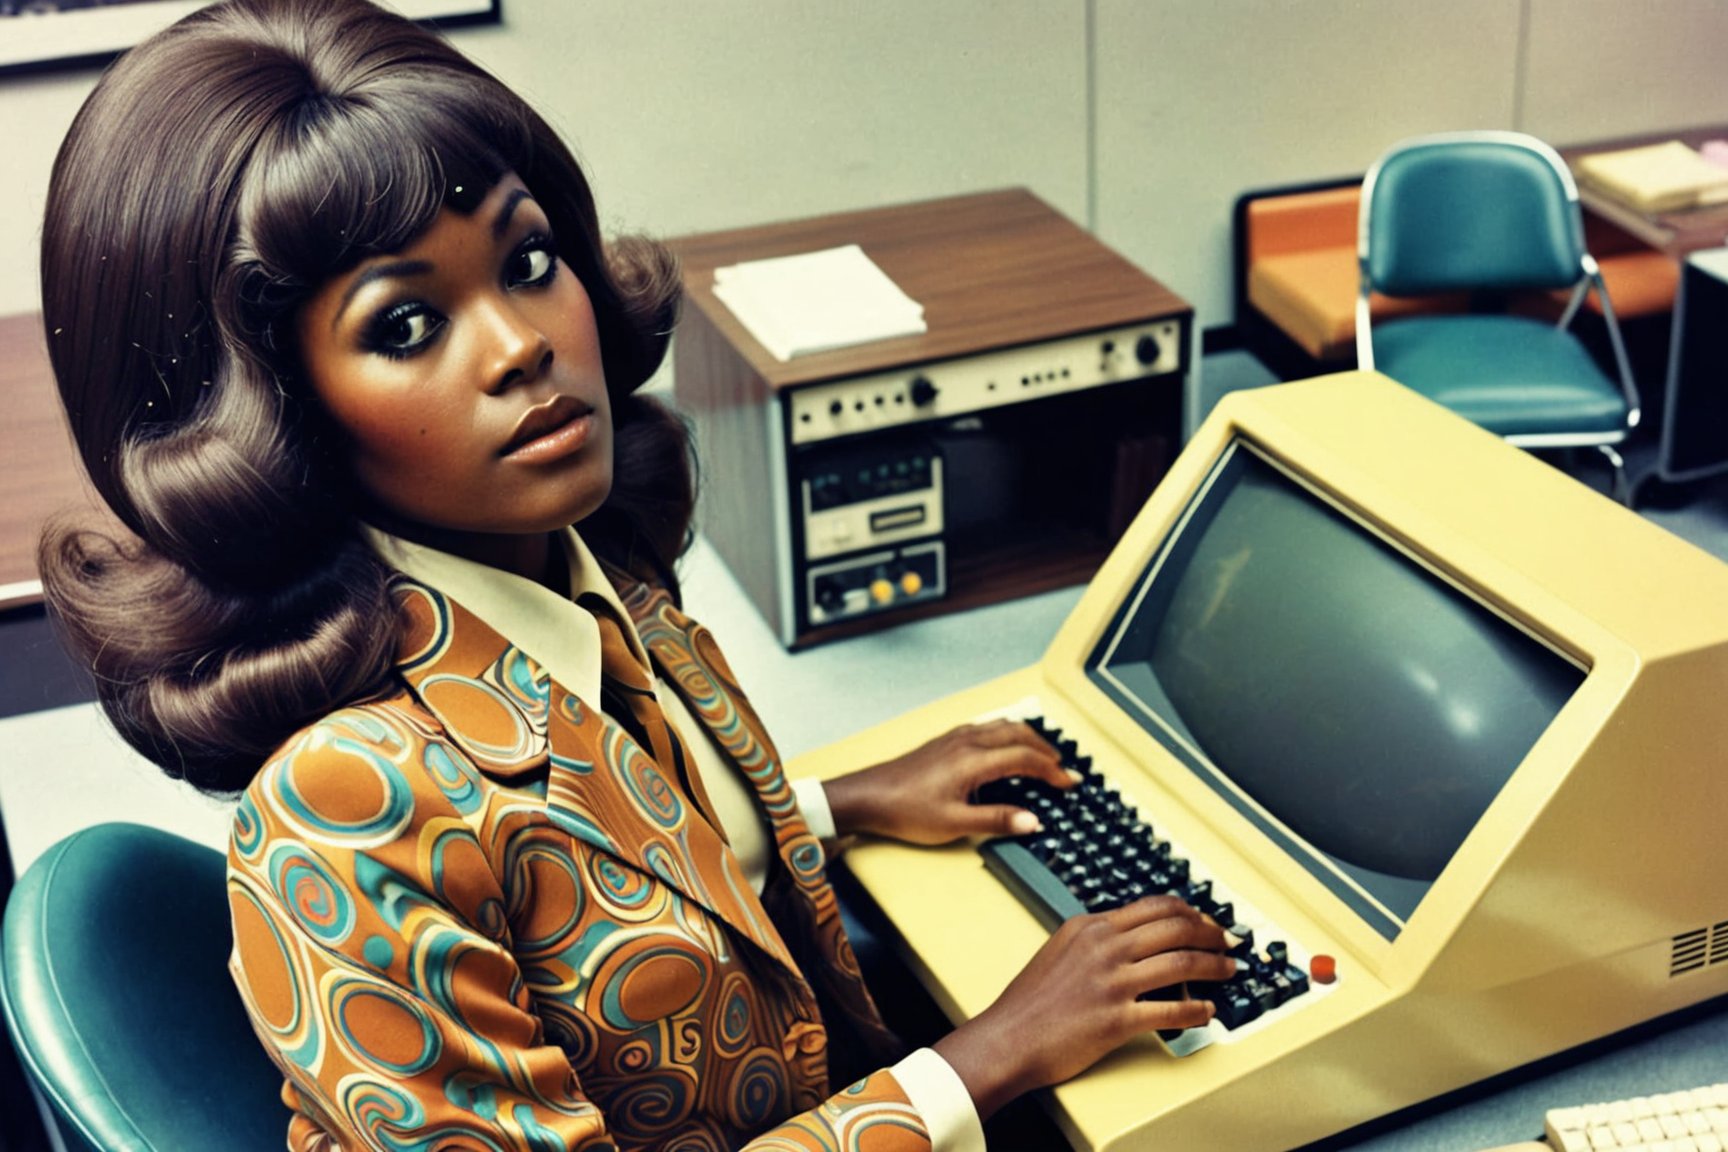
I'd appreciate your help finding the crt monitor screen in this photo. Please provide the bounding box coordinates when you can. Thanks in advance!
[1086,440,1585,939]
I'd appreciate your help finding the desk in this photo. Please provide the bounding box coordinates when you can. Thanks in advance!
[1322,1000,1728,1150]
[671,188,1191,649]
[1563,125,1728,259]
[1556,128,1728,505]
[1633,247,1728,505]
[0,523,1723,1149]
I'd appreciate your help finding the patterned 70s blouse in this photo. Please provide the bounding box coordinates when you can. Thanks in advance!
[226,561,943,1152]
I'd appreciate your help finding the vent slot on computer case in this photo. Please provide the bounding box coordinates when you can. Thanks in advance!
[1669,922,1728,977]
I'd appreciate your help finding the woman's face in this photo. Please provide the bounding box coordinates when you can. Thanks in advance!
[296,175,612,572]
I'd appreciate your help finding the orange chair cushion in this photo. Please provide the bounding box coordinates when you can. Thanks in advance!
[1245,185,1362,263]
[1249,247,1468,362]
[1556,249,1678,319]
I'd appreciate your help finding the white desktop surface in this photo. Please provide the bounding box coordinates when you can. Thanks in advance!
[2,532,1723,1152]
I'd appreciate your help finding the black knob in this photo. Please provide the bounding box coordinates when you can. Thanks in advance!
[829,399,843,416]
[1135,333,1162,367]
[815,582,843,612]
[908,376,939,406]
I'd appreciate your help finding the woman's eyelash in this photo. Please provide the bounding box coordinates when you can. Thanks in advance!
[511,232,559,287]
[362,301,444,360]
[354,232,557,359]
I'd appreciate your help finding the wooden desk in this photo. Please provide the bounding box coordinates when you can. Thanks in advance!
[671,188,1193,648]
[674,188,1188,386]
[1563,125,1728,259]
[0,313,102,610]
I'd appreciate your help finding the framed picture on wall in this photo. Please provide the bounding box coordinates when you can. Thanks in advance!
[0,0,501,76]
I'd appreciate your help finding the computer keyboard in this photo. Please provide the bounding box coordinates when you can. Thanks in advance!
[1535,1083,1728,1151]
[975,711,1329,1057]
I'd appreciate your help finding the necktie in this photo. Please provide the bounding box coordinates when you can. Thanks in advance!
[578,594,728,843]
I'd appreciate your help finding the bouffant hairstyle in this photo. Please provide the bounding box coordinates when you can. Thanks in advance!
[38,0,692,795]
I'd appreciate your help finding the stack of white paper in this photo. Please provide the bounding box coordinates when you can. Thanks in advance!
[712,245,926,361]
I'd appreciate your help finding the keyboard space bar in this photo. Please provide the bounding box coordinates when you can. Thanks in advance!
[979,841,1084,930]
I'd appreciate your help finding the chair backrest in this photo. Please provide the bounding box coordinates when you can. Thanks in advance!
[1361,132,1588,296]
[0,823,287,1152]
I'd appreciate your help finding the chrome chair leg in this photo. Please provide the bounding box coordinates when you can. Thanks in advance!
[1598,443,1629,505]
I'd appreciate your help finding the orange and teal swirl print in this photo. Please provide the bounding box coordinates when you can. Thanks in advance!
[229,580,930,1152]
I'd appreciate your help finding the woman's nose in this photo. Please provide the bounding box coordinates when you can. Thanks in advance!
[483,298,554,393]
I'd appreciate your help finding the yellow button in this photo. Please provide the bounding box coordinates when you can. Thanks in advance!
[869,578,895,605]
[899,571,924,596]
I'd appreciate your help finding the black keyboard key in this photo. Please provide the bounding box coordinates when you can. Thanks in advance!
[1214,986,1263,1029]
[1139,869,1174,893]
[1244,976,1279,1014]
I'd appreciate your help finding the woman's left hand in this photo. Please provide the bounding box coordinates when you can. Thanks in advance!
[822,720,1075,845]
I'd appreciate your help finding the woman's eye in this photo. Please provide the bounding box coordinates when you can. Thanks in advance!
[365,303,443,358]
[510,237,558,288]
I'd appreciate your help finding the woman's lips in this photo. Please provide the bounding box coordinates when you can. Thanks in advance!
[501,395,594,461]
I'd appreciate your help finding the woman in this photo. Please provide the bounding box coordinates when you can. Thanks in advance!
[37,1,1235,1148]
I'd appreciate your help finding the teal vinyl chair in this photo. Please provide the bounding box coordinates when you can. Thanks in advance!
[1357,131,1641,498]
[0,823,288,1151]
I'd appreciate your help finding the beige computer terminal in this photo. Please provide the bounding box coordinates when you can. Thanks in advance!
[789,370,1728,1152]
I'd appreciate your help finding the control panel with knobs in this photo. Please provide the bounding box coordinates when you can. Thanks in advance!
[806,542,945,628]
[786,319,1183,445]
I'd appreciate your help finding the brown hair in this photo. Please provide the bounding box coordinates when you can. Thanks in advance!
[39,0,692,795]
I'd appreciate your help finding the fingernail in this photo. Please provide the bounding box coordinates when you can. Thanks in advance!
[1009,811,1043,835]
[1233,957,1250,973]
[1222,930,1244,949]
[1064,769,1084,786]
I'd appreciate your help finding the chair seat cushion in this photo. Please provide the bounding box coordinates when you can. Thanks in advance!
[1372,314,1630,438]
[1250,248,1467,361]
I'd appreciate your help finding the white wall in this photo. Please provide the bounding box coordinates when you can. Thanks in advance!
[1520,0,1728,145]
[2,0,1726,329]
[1094,0,1522,333]
[455,2,1089,244]
[0,68,91,318]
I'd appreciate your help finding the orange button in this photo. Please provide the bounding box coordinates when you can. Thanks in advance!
[869,578,895,605]
[899,571,924,596]
[1310,954,1337,985]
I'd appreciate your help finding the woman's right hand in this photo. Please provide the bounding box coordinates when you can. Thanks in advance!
[931,896,1236,1119]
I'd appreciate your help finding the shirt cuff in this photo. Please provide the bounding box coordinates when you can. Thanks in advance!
[891,1047,986,1152]
[790,776,837,842]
